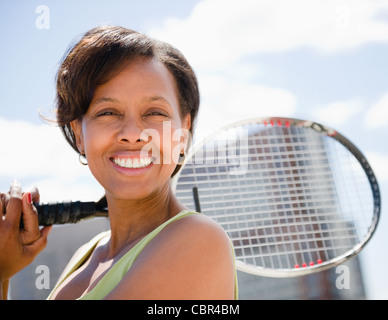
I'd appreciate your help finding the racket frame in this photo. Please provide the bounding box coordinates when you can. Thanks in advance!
[173,117,381,277]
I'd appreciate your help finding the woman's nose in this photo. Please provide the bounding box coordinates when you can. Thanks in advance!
[117,117,144,144]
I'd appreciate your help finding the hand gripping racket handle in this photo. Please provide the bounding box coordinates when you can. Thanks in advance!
[31,199,108,226]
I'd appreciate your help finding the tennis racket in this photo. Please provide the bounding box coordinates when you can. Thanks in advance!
[172,117,380,277]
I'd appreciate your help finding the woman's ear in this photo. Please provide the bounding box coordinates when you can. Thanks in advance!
[70,119,85,154]
[181,114,192,150]
[182,114,191,131]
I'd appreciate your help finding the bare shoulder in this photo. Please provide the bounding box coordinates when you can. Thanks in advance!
[161,213,235,267]
[146,213,234,268]
[167,213,232,247]
[105,213,236,300]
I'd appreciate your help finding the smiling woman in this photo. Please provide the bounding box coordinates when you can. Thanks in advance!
[56,26,200,176]
[36,25,238,300]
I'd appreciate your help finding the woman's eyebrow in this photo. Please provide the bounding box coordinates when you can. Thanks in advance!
[91,97,120,106]
[144,96,173,107]
[90,96,174,109]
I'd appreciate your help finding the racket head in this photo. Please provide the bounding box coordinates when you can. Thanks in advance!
[173,117,380,277]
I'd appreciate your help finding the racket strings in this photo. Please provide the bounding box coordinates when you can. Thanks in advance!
[329,141,374,237]
[175,121,375,274]
[249,125,337,268]
[284,125,337,266]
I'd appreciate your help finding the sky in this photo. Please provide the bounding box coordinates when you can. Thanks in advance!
[0,0,387,299]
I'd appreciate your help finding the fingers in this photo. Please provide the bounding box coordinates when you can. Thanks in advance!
[20,192,41,245]
[24,185,40,204]
[5,181,23,229]
[24,225,52,261]
[2,182,44,246]
[0,192,4,216]
[0,192,10,217]
[2,181,50,248]
[0,181,51,281]
[1,183,41,228]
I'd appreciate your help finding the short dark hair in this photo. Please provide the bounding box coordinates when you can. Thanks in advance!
[55,25,200,176]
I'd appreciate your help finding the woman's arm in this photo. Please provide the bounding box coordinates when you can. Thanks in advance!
[105,214,236,300]
[1,280,9,300]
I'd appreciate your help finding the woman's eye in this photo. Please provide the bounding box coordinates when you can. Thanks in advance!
[96,111,117,117]
[147,111,168,117]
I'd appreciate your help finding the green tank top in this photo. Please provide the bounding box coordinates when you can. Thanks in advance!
[47,210,238,300]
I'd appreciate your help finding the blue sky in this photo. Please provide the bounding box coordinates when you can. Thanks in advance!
[0,0,387,299]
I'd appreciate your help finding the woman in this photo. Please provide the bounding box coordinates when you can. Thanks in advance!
[44,26,237,300]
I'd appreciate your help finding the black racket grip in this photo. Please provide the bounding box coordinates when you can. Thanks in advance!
[35,201,98,226]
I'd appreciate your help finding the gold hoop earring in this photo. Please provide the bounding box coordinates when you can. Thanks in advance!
[79,153,88,166]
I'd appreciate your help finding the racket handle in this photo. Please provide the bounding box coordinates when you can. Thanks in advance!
[34,201,104,226]
[192,186,201,213]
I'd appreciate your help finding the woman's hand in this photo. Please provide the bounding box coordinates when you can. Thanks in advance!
[0,181,51,288]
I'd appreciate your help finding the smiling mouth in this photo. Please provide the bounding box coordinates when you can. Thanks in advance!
[110,157,154,169]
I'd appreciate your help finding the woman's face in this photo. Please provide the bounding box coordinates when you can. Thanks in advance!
[71,57,191,201]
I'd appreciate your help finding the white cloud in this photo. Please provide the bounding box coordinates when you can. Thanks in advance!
[0,117,102,202]
[148,0,388,139]
[365,93,388,129]
[311,98,363,127]
[193,74,297,141]
[150,0,388,71]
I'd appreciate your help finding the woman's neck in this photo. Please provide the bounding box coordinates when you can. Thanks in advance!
[104,182,184,259]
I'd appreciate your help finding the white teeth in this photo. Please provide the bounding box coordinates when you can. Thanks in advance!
[113,157,152,169]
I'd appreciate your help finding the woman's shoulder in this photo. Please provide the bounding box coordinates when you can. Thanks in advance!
[169,211,231,245]
[140,211,234,273]
[105,212,235,299]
